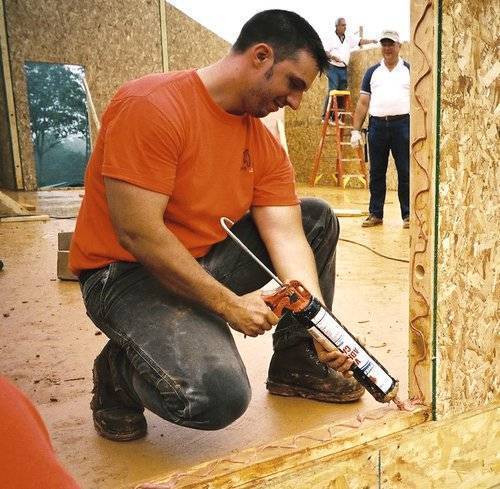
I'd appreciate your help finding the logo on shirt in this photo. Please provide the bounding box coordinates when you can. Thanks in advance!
[241,149,253,172]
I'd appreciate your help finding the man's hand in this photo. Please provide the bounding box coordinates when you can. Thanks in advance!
[350,129,363,148]
[224,291,279,337]
[313,339,354,377]
[328,54,342,64]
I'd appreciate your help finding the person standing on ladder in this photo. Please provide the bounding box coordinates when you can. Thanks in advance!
[321,17,376,124]
[351,30,410,229]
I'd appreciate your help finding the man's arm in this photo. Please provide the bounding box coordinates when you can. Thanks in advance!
[252,204,322,299]
[359,38,377,46]
[350,93,370,147]
[352,93,370,131]
[104,178,278,337]
[328,53,343,64]
[251,204,353,374]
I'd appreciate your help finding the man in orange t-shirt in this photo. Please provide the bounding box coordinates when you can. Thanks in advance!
[0,377,80,488]
[70,10,364,442]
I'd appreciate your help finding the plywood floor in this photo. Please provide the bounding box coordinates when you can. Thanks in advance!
[0,186,409,488]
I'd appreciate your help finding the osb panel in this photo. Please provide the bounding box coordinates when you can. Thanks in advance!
[138,409,429,488]
[4,0,163,190]
[436,0,500,417]
[286,74,326,183]
[380,404,499,489]
[165,2,230,71]
[407,0,436,405]
[286,44,409,189]
[139,404,497,489]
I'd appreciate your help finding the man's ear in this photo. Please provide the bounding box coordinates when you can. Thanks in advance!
[250,43,274,69]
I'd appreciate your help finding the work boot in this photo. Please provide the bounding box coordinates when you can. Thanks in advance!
[266,314,365,403]
[361,214,383,228]
[91,342,147,441]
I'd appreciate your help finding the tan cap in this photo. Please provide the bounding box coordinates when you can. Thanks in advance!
[379,30,400,43]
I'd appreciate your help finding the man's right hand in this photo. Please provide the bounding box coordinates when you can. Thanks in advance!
[223,291,279,337]
[350,129,363,148]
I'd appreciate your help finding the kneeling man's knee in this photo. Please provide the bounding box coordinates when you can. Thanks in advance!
[197,367,251,430]
[300,198,339,244]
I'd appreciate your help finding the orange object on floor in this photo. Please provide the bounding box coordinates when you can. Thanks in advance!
[0,376,80,489]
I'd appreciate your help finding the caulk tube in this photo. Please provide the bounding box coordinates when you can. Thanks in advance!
[293,297,399,403]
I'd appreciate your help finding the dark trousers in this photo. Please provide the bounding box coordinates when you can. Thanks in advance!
[322,65,348,119]
[79,198,339,430]
[367,116,410,219]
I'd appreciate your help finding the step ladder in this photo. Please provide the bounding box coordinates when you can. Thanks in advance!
[309,89,367,188]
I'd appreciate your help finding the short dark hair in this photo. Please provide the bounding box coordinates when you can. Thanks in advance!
[232,10,329,74]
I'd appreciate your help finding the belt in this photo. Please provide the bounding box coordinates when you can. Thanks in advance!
[370,114,409,121]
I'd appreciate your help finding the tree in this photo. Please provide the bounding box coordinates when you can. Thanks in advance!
[24,63,90,166]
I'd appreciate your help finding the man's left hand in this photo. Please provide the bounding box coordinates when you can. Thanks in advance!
[313,339,353,376]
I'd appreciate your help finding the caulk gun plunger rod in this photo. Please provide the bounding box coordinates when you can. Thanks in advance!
[219,217,283,287]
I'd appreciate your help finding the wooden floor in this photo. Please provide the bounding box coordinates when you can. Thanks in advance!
[0,186,409,488]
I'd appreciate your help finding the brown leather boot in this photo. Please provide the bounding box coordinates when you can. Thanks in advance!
[361,214,383,227]
[91,342,147,441]
[266,315,365,403]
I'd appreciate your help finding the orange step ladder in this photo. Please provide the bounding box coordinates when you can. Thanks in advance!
[309,90,367,188]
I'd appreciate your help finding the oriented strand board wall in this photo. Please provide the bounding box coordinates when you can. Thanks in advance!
[436,0,500,417]
[165,3,229,70]
[286,44,409,189]
[285,75,325,184]
[4,0,164,190]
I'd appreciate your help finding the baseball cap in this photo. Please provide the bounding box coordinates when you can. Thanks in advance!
[379,30,400,43]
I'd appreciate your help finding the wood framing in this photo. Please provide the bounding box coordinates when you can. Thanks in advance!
[407,0,436,406]
[0,189,30,216]
[159,0,169,72]
[0,0,23,189]
[137,403,498,488]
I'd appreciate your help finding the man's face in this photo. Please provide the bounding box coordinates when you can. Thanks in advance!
[244,49,318,118]
[336,19,347,36]
[380,39,401,63]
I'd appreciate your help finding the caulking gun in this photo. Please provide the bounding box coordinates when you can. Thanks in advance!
[220,217,399,404]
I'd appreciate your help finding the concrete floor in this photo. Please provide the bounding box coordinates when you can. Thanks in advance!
[0,186,409,488]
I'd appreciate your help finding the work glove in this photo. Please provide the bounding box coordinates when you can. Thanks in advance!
[350,130,363,148]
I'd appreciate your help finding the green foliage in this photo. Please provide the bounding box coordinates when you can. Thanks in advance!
[25,62,88,158]
[25,62,90,186]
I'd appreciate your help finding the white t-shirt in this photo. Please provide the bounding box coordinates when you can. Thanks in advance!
[360,58,410,116]
[324,32,360,67]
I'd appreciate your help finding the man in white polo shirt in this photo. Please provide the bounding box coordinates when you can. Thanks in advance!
[321,17,376,122]
[351,30,410,228]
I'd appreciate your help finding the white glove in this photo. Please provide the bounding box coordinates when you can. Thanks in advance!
[350,130,363,148]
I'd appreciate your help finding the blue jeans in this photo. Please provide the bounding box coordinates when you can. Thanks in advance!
[322,64,348,119]
[367,116,410,219]
[79,198,339,430]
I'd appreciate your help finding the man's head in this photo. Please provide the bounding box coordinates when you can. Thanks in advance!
[379,30,401,64]
[335,17,347,36]
[231,10,329,117]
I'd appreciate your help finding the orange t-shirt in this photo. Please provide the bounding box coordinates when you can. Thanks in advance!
[70,70,299,275]
[0,377,80,488]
